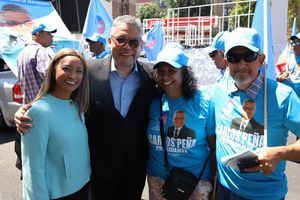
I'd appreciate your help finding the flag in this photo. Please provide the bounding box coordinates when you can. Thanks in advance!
[252,0,276,80]
[275,17,298,72]
[82,0,112,41]
[142,21,164,61]
[292,17,298,36]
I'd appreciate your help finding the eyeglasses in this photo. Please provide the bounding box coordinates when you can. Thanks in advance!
[111,36,141,48]
[209,50,218,58]
[0,20,31,27]
[292,41,300,47]
[226,51,259,63]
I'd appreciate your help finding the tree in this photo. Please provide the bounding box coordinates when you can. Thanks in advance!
[166,0,210,17]
[138,3,166,23]
[228,0,256,31]
[288,0,300,34]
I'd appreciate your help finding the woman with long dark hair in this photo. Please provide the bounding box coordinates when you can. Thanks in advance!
[147,43,216,200]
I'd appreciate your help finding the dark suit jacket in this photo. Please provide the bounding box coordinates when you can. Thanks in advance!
[230,117,264,135]
[85,56,156,196]
[167,125,196,139]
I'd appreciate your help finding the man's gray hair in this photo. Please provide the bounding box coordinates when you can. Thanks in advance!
[112,15,142,33]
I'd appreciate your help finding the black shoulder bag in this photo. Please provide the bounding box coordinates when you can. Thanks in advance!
[159,99,208,200]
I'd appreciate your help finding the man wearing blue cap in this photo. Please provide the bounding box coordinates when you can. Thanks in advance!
[208,27,300,199]
[208,31,229,82]
[18,23,57,104]
[276,32,300,97]
[86,33,110,59]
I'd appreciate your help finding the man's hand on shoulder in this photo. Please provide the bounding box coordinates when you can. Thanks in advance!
[14,104,32,135]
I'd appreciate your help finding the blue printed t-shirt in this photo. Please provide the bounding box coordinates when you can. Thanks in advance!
[147,90,215,181]
[209,76,300,200]
[281,52,300,98]
[286,52,300,74]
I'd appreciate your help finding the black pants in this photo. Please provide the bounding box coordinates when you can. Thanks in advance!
[90,174,145,200]
[53,182,90,200]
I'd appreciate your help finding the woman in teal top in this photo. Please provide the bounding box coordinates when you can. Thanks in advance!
[21,49,91,200]
[147,43,216,200]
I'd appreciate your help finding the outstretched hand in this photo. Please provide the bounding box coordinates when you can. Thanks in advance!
[14,104,32,135]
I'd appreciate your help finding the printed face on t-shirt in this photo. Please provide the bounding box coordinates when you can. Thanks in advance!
[242,101,256,120]
[173,111,185,128]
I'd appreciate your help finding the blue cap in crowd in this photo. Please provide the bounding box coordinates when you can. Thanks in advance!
[31,23,57,35]
[209,31,229,53]
[225,27,261,55]
[290,32,300,41]
[154,42,189,69]
[86,33,106,45]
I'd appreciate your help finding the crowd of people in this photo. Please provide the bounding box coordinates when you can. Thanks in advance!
[11,14,300,200]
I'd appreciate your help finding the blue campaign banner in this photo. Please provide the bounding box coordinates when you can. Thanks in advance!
[82,0,112,41]
[0,0,78,76]
[143,21,164,61]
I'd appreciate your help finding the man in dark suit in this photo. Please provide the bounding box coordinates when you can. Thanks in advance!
[230,99,263,135]
[167,110,196,139]
[86,15,156,200]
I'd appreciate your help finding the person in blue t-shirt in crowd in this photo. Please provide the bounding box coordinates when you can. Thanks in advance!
[209,27,300,200]
[85,33,110,59]
[276,32,300,98]
[208,31,229,82]
[147,42,216,200]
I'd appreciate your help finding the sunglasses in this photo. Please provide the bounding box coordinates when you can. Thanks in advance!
[226,51,259,63]
[111,36,141,48]
[292,41,300,47]
[0,20,30,27]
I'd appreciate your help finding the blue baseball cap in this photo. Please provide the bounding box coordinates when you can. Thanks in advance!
[225,28,261,55]
[290,32,300,41]
[86,33,106,45]
[209,31,229,53]
[154,42,189,69]
[31,23,57,35]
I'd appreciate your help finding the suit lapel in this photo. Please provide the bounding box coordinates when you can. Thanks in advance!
[92,56,115,109]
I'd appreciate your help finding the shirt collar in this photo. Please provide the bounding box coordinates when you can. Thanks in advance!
[110,58,139,75]
[228,71,264,100]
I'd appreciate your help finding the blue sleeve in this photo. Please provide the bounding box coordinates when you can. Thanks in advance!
[21,107,50,200]
[284,90,300,136]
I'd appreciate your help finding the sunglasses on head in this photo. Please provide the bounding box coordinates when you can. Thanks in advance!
[111,36,141,48]
[226,51,259,63]
[292,41,300,47]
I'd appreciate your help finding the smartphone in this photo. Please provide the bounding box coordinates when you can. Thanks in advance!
[237,157,260,173]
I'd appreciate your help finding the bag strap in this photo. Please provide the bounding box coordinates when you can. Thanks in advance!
[159,96,170,173]
[159,95,208,180]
